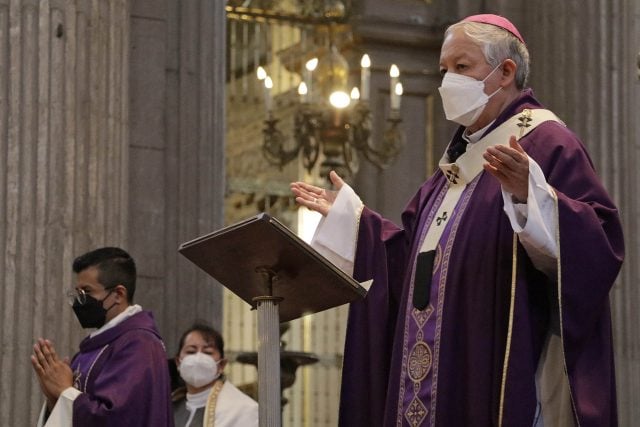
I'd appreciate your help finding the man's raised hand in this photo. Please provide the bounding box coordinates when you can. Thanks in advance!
[290,170,345,216]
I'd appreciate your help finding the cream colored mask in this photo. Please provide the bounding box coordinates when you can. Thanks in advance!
[178,352,220,388]
[438,64,502,127]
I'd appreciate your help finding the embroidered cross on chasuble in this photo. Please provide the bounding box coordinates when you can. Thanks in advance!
[400,108,562,426]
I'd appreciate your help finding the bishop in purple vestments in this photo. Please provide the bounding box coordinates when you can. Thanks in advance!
[291,14,623,427]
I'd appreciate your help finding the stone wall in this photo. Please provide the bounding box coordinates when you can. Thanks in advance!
[0,1,129,423]
[128,0,226,357]
[0,0,226,424]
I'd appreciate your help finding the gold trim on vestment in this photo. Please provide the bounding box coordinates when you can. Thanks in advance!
[203,378,225,427]
[355,202,365,256]
[551,189,580,426]
[498,108,564,426]
[498,186,580,426]
[498,233,518,427]
[517,109,533,139]
[396,184,450,426]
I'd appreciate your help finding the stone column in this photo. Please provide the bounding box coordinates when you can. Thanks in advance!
[129,0,225,354]
[517,1,639,423]
[0,0,129,424]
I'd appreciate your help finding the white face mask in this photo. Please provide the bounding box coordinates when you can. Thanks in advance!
[438,65,502,127]
[178,352,220,388]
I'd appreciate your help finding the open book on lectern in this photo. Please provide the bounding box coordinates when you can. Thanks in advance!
[178,213,367,322]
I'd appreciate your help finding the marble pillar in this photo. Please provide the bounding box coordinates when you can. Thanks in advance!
[0,0,129,423]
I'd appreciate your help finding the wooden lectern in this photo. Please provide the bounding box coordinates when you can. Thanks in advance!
[178,213,367,427]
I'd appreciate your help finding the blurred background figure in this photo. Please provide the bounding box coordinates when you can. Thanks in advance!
[173,323,258,427]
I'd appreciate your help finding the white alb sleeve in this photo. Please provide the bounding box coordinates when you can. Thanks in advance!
[502,157,558,277]
[310,183,364,277]
[39,387,82,427]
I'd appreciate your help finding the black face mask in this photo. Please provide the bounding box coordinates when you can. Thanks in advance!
[72,290,115,329]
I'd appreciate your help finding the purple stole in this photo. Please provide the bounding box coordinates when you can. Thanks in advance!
[397,176,480,426]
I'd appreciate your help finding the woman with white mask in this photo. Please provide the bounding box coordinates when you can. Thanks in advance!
[172,323,258,427]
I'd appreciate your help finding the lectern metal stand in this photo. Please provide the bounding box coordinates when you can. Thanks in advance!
[178,213,367,427]
[254,268,283,427]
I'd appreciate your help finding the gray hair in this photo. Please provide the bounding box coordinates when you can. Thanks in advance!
[445,21,530,89]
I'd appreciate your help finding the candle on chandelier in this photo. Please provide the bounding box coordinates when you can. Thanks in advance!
[360,54,371,101]
[304,58,318,102]
[257,66,268,111]
[264,76,273,113]
[256,66,267,81]
[391,82,403,111]
[298,82,308,103]
[389,64,400,110]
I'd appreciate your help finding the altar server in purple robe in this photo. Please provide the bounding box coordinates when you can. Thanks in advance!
[31,247,174,426]
[291,14,624,427]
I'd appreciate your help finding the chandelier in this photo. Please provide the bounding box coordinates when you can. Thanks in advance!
[226,2,405,179]
[259,50,403,178]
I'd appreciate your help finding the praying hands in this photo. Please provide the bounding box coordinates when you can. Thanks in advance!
[31,338,74,410]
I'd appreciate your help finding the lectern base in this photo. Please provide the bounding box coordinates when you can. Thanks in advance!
[254,296,283,427]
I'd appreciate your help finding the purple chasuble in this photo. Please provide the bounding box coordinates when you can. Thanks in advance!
[338,89,624,427]
[69,310,174,427]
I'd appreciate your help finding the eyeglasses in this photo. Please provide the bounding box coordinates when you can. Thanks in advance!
[66,289,89,306]
[66,287,115,306]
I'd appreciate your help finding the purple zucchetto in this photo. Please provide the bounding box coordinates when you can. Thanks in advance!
[462,14,526,45]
